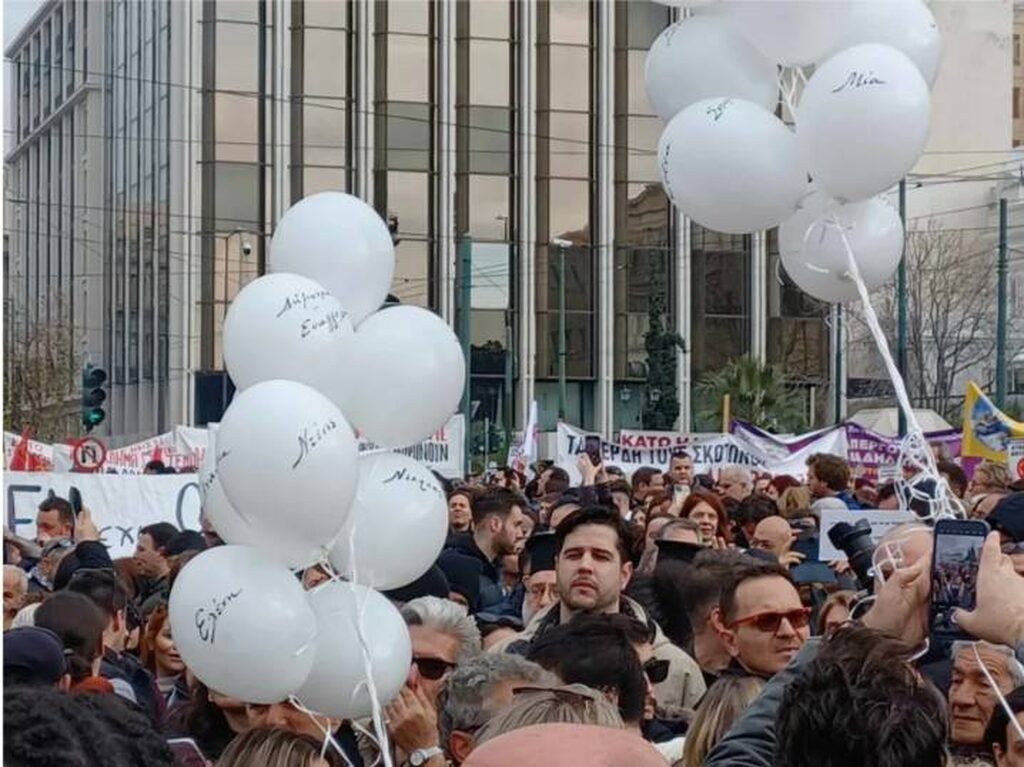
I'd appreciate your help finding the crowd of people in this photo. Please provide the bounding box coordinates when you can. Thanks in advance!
[4,448,1024,766]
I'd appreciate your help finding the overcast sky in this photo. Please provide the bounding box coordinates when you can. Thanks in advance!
[4,0,43,48]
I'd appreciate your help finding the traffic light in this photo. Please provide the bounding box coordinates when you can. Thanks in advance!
[81,363,107,431]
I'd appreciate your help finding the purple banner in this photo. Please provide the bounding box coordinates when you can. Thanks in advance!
[844,424,962,481]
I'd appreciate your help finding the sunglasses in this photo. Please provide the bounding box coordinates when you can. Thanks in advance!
[643,658,670,685]
[727,607,811,634]
[413,656,456,681]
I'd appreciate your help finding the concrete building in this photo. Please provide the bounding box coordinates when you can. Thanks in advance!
[5,0,836,447]
[9,0,1024,447]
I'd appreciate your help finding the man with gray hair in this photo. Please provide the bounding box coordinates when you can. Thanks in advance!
[386,596,484,767]
[949,640,1024,759]
[438,654,556,764]
[717,465,753,503]
[3,565,28,630]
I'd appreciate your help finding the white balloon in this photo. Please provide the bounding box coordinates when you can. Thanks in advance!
[341,306,465,448]
[295,580,412,719]
[329,452,449,590]
[645,17,778,123]
[217,380,359,562]
[779,191,904,303]
[703,1,851,66]
[832,0,941,86]
[797,43,930,203]
[199,424,323,568]
[269,193,395,326]
[658,98,805,234]
[223,273,355,400]
[169,546,317,704]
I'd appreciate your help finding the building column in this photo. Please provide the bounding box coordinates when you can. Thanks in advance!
[354,0,375,204]
[676,211,692,431]
[596,0,615,439]
[271,0,291,223]
[750,230,767,362]
[437,0,457,325]
[516,0,537,429]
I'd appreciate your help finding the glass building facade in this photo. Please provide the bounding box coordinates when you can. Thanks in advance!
[5,0,831,441]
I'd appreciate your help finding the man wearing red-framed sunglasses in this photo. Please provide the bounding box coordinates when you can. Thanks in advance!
[710,561,810,678]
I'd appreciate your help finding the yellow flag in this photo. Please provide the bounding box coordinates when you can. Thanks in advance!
[961,381,1024,461]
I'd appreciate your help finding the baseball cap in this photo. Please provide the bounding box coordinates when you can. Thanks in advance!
[3,626,67,685]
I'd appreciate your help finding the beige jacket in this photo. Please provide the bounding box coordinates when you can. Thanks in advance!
[489,596,707,710]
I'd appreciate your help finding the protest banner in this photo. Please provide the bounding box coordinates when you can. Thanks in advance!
[817,508,915,561]
[357,414,465,479]
[4,471,202,558]
[104,426,209,473]
[729,422,848,478]
[3,431,57,471]
[845,423,961,481]
[963,381,1024,462]
[558,423,762,484]
[1007,438,1024,481]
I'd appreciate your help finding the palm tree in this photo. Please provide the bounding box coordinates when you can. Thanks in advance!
[695,356,807,433]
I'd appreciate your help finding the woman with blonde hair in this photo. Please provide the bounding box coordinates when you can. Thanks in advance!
[217,728,347,767]
[676,675,765,767]
[778,486,813,518]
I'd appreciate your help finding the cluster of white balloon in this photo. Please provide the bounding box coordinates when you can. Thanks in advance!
[168,193,465,725]
[648,0,941,303]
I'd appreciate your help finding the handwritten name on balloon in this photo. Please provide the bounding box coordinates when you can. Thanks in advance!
[299,309,346,339]
[275,289,333,317]
[706,99,733,123]
[293,419,340,470]
[381,467,443,498]
[831,71,887,94]
[195,589,242,644]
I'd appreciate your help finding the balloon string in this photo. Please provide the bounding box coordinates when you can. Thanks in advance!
[973,643,1024,742]
[345,527,395,767]
[829,216,962,520]
[287,695,356,767]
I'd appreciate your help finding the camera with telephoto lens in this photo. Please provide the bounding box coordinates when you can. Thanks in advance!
[827,518,876,590]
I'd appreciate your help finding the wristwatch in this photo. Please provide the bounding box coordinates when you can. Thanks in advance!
[409,746,444,766]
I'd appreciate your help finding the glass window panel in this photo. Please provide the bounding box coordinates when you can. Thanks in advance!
[548,179,590,242]
[702,251,749,316]
[627,50,654,115]
[626,116,659,181]
[215,93,258,161]
[386,101,431,171]
[548,111,589,178]
[692,317,749,375]
[470,309,508,376]
[768,317,827,378]
[303,166,347,194]
[388,170,430,238]
[213,162,260,231]
[216,0,258,22]
[387,34,430,101]
[392,240,429,307]
[470,1,509,39]
[537,312,594,378]
[546,246,593,312]
[467,175,510,241]
[469,40,509,106]
[619,183,670,247]
[304,0,347,28]
[470,243,510,309]
[388,0,430,34]
[626,3,669,49]
[303,98,347,165]
[304,28,347,97]
[549,0,589,45]
[467,106,511,175]
[216,22,259,92]
[548,46,589,111]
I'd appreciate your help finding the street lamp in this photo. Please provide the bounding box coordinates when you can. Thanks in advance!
[552,238,572,419]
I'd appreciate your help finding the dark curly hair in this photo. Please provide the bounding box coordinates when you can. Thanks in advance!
[4,686,178,766]
[773,625,948,767]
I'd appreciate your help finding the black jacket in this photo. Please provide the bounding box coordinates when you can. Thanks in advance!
[443,533,506,614]
[101,648,163,727]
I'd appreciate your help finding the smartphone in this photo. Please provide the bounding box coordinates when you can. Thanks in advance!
[929,518,989,641]
[168,738,208,767]
[584,435,602,467]
[68,486,83,516]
